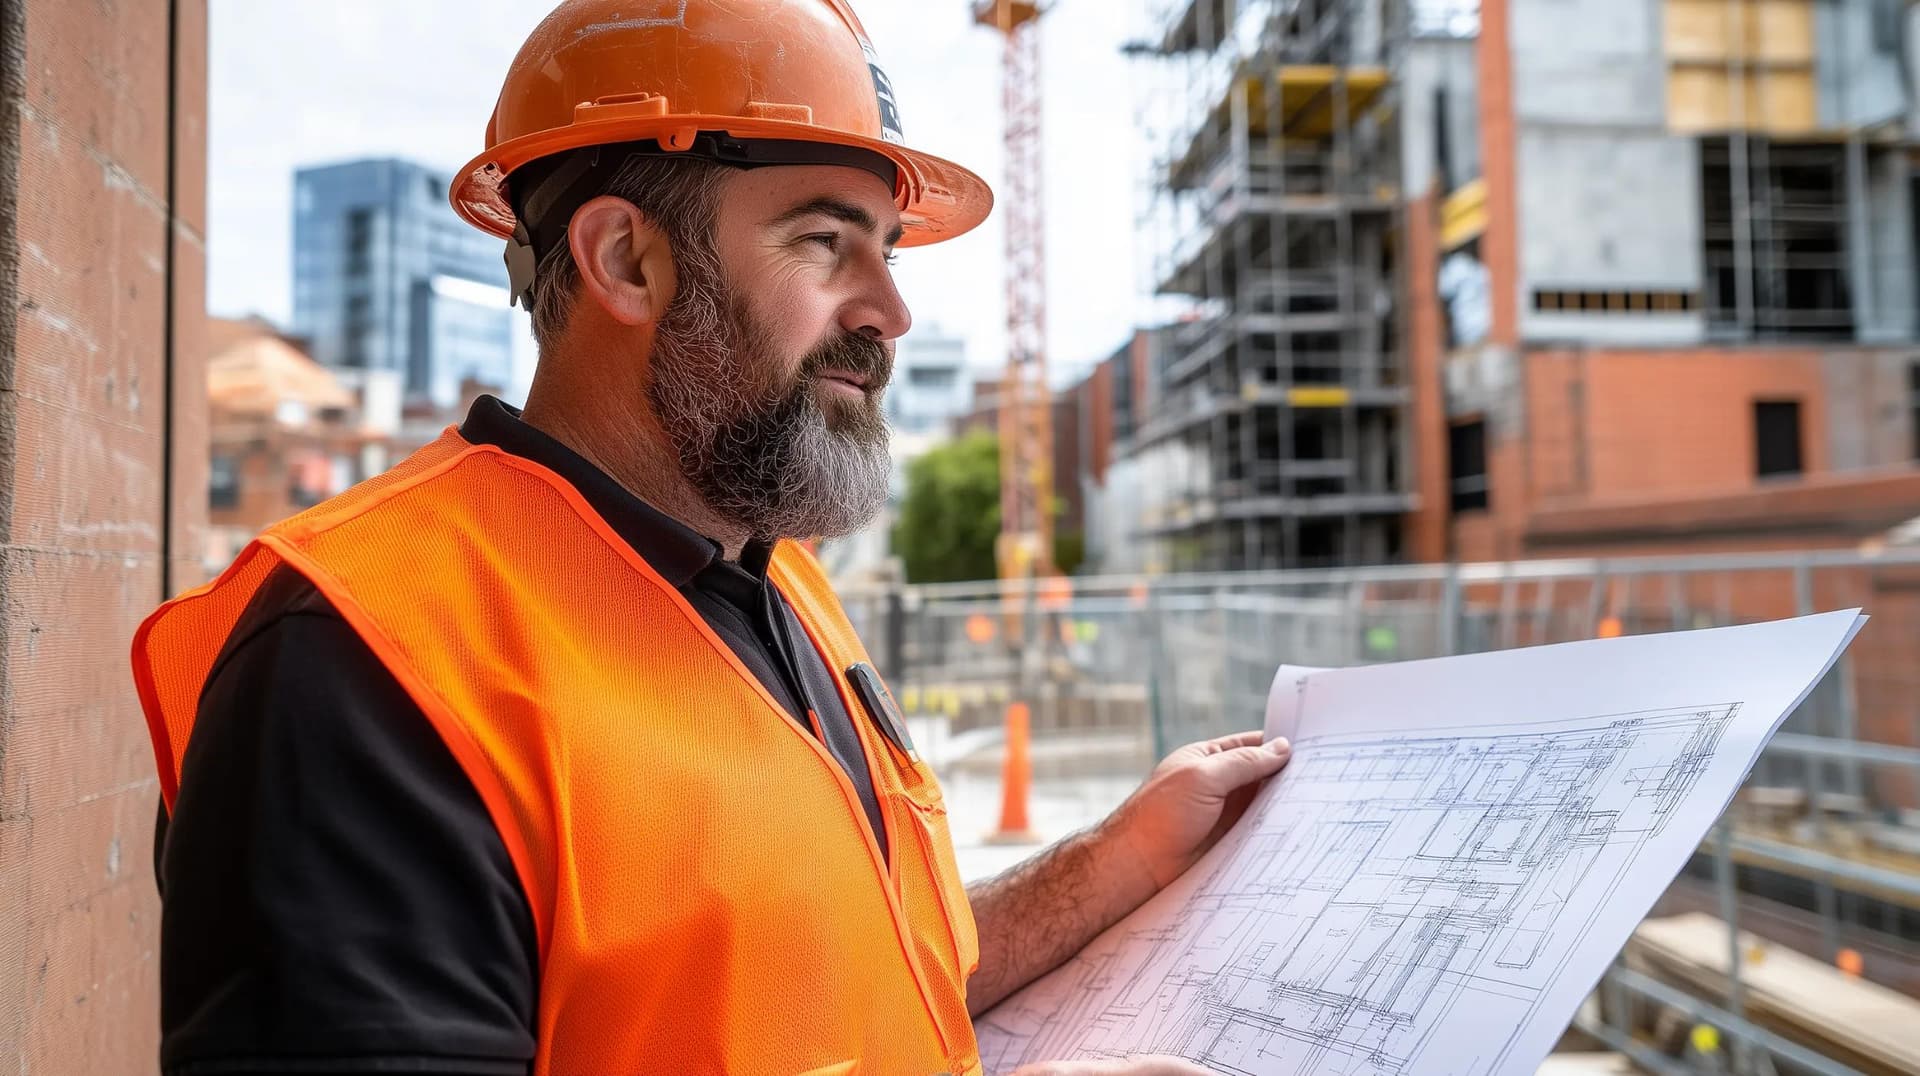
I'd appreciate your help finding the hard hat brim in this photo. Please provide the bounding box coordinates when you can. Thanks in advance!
[452,116,993,250]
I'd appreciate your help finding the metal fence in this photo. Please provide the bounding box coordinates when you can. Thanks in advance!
[838,546,1920,1074]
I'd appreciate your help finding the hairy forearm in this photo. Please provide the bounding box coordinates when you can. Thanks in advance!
[963,822,1158,1017]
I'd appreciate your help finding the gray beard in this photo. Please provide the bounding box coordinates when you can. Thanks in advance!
[645,250,892,542]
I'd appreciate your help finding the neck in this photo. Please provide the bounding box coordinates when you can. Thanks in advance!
[520,379,753,561]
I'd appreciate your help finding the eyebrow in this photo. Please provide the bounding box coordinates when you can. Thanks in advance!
[769,196,906,247]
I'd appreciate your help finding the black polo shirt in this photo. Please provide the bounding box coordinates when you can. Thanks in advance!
[152,396,888,1076]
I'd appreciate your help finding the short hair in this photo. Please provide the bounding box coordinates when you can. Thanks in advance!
[525,153,732,354]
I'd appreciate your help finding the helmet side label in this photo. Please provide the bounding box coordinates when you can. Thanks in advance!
[861,39,906,145]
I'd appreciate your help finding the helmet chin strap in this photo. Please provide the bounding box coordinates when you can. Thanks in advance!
[503,132,901,310]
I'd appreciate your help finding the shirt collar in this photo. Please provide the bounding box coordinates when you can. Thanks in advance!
[457,395,770,588]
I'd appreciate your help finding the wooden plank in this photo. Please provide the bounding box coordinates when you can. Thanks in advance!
[1631,913,1920,1075]
[1536,1053,1635,1075]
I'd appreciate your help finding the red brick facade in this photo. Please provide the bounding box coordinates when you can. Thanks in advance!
[0,0,206,1067]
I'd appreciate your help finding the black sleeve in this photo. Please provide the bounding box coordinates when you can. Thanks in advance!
[156,568,539,1076]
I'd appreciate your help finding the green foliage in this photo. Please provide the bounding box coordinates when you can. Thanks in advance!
[1053,530,1087,577]
[892,431,1001,583]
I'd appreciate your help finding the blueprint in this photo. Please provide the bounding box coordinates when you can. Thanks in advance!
[975,611,1866,1075]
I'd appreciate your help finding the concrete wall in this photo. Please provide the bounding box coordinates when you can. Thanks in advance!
[1516,129,1703,289]
[1510,0,1667,127]
[1817,0,1910,130]
[1510,0,1707,346]
[0,0,207,1070]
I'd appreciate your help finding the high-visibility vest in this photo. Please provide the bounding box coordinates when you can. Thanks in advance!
[132,429,982,1075]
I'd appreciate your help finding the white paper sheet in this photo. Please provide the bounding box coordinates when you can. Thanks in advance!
[975,611,1866,1075]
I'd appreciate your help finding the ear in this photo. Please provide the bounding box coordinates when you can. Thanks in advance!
[567,195,678,326]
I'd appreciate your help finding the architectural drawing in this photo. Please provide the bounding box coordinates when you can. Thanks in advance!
[978,705,1739,1075]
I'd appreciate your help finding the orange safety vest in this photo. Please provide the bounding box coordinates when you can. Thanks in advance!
[132,429,982,1075]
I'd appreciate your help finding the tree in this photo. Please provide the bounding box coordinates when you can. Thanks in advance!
[892,431,1001,583]
[1052,528,1086,577]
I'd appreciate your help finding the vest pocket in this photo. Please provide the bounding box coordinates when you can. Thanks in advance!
[898,789,981,979]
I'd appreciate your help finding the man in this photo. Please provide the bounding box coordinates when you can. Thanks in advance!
[133,2,1292,1073]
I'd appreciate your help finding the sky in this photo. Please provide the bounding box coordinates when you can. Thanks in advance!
[207,0,1149,390]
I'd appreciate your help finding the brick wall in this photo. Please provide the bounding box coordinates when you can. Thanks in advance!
[1448,345,1915,560]
[0,0,206,1069]
[1403,186,1450,563]
[1525,346,1832,504]
[1476,0,1519,349]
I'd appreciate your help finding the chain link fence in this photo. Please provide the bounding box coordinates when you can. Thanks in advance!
[839,547,1920,1073]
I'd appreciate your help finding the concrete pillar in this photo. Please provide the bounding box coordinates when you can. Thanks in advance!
[1863,146,1915,343]
[1846,135,1878,339]
[0,0,207,1069]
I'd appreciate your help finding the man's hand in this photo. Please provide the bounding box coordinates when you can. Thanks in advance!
[1011,1057,1213,1075]
[964,730,1291,1016]
[1100,730,1293,899]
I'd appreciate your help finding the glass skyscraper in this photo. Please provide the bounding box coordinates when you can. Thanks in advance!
[292,158,515,409]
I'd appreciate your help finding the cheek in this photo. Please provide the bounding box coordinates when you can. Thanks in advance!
[747,287,842,365]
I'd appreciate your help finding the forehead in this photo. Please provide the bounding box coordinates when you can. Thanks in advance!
[719,164,903,228]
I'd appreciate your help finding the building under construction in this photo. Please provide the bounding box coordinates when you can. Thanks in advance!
[1118,0,1920,574]
[1401,0,1920,567]
[1127,0,1412,572]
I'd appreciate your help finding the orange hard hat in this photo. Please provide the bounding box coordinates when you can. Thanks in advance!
[453,0,993,297]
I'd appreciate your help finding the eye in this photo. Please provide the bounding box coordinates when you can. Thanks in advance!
[883,251,900,267]
[806,233,840,253]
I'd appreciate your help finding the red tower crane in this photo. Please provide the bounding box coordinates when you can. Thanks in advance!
[972,0,1055,585]
[972,0,1057,845]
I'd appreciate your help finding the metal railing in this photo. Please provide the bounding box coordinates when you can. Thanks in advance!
[835,546,1920,1072]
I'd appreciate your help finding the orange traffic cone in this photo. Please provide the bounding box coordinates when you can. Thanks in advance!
[988,701,1041,845]
[1837,948,1864,979]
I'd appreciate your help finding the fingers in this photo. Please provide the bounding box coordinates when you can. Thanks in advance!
[1200,740,1293,793]
[1201,729,1266,752]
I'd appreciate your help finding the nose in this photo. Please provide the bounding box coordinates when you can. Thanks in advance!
[843,258,912,342]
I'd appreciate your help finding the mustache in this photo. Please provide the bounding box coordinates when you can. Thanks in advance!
[798,331,893,391]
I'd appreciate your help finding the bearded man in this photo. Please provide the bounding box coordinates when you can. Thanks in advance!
[132,3,1291,1073]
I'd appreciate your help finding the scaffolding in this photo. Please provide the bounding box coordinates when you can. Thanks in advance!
[1129,0,1413,572]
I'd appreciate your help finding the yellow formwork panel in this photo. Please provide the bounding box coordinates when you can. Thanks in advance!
[1276,66,1390,139]
[1167,65,1392,188]
[1666,0,1818,134]
[1751,0,1816,63]
[1222,66,1390,140]
[1668,67,1818,134]
[1665,0,1813,65]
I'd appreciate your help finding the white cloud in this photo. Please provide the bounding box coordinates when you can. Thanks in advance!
[209,0,1147,382]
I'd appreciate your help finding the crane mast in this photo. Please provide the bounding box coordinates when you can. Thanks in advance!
[972,0,1055,584]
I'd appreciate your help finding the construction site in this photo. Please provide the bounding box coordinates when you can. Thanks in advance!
[891,0,1920,1072]
[10,0,1920,1072]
